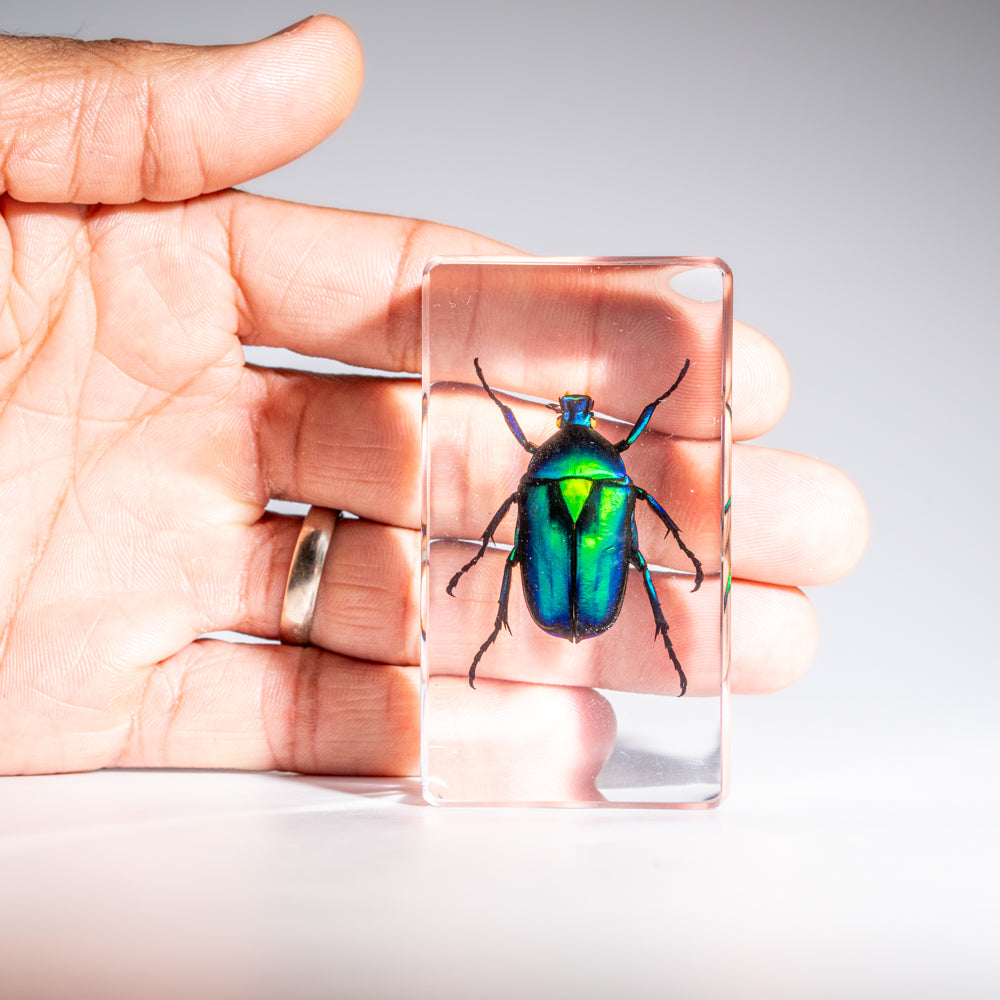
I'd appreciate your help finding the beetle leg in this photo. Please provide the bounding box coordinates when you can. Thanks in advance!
[468,543,519,688]
[634,486,703,592]
[630,520,687,698]
[446,492,519,596]
[474,357,537,453]
[614,359,690,453]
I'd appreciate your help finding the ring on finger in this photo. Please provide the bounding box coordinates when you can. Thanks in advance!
[279,506,342,646]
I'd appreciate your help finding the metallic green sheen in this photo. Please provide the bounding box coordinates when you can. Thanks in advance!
[519,427,633,641]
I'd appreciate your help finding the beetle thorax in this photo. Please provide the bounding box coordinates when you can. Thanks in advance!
[526,424,628,481]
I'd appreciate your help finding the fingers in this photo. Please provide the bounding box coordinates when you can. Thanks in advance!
[116,641,419,774]
[109,599,800,786]
[230,201,509,373]
[228,515,420,665]
[227,197,788,439]
[247,370,866,584]
[117,639,615,802]
[0,16,362,203]
[422,258,764,438]
[425,386,866,585]
[732,445,870,586]
[219,511,811,696]
[734,319,791,439]
[430,542,817,695]
[250,369,422,527]
[423,680,618,802]
[428,384,720,569]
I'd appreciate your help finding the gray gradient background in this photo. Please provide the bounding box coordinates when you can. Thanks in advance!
[1,2,997,999]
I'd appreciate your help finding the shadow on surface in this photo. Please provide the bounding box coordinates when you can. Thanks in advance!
[282,773,425,806]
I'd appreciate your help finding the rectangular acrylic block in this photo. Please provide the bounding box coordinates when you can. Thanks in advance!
[421,257,731,807]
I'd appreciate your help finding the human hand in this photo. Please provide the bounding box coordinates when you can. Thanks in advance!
[0,18,868,778]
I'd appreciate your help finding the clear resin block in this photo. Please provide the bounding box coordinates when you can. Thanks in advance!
[421,257,731,806]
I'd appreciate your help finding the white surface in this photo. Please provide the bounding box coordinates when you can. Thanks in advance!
[1,763,994,1000]
[0,2,997,997]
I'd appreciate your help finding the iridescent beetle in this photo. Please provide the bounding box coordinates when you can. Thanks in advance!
[447,358,703,692]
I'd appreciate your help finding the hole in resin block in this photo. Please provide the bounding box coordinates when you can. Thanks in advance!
[669,266,724,302]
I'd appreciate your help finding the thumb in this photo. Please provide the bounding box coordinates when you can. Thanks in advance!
[0,15,362,204]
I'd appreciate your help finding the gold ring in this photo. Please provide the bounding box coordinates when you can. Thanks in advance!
[279,507,341,645]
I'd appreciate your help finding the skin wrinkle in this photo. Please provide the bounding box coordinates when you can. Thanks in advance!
[188,86,212,200]
[395,532,420,664]
[60,75,87,205]
[61,64,127,201]
[386,668,418,769]
[283,226,336,315]
[257,647,279,768]
[4,227,76,343]
[0,143,13,198]
[175,531,217,637]
[256,371,420,520]
[336,527,418,664]
[67,45,173,202]
[133,655,183,767]
[278,648,305,772]
[30,680,102,717]
[298,650,322,773]
[223,195,243,312]
[227,197,279,343]
[111,710,137,767]
[0,223,94,674]
[266,516,298,633]
[0,235,80,415]
[232,377,267,513]
[387,217,427,373]
[114,652,158,766]
[338,444,409,512]
[281,371,310,503]
[230,206,342,349]
[80,69,130,204]
[76,239,237,442]
[161,658,190,765]
[236,513,281,633]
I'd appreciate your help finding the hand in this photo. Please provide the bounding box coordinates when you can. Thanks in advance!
[0,18,868,778]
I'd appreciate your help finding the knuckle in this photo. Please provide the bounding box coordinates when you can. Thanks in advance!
[0,38,202,202]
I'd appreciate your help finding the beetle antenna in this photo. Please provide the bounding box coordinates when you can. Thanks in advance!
[615,358,691,453]
[473,358,537,453]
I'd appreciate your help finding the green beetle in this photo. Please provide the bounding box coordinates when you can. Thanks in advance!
[447,358,703,692]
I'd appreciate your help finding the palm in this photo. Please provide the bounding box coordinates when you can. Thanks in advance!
[1,195,260,765]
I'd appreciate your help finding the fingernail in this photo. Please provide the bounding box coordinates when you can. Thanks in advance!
[268,15,315,38]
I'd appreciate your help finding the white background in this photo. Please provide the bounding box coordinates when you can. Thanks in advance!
[1,2,996,998]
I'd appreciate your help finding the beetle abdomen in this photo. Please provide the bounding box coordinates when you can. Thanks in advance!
[520,477,633,642]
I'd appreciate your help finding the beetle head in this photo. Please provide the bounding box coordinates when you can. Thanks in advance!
[549,393,596,428]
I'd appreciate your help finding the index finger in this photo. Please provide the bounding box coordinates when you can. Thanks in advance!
[231,199,789,440]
